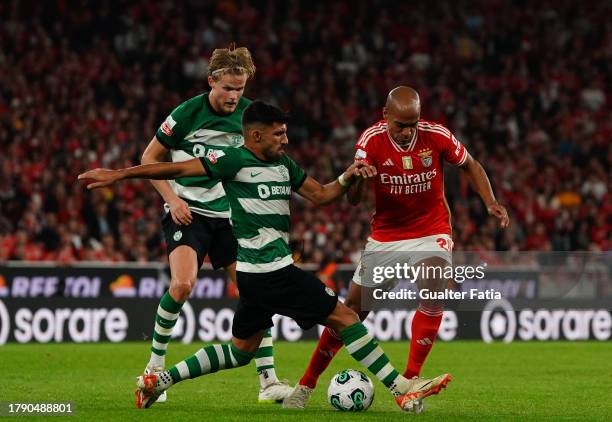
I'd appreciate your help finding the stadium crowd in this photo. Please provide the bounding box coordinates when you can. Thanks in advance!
[0,0,610,265]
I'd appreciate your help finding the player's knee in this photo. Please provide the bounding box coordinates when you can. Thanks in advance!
[346,302,367,321]
[169,278,195,301]
[343,297,361,315]
[327,302,360,331]
[230,336,259,363]
[346,309,360,325]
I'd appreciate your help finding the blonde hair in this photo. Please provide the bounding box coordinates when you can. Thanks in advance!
[208,46,256,80]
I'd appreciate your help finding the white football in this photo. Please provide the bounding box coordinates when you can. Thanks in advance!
[327,369,375,411]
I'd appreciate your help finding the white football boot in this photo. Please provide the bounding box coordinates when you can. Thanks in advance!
[282,384,314,409]
[144,366,167,403]
[135,372,172,409]
[258,379,294,403]
[395,373,452,412]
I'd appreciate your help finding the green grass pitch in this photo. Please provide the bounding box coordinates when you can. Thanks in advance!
[1,341,610,420]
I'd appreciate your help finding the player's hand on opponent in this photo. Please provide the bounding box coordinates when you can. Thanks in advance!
[78,168,123,189]
[487,203,510,228]
[167,197,193,225]
[344,159,377,183]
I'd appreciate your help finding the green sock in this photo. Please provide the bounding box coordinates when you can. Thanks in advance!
[168,343,254,384]
[149,292,183,367]
[255,329,277,387]
[339,322,409,396]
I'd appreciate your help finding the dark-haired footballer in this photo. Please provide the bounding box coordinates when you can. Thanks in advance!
[79,100,451,412]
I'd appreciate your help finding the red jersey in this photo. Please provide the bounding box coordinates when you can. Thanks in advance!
[355,120,468,241]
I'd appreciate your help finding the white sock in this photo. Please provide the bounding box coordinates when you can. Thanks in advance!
[157,371,174,391]
[389,375,411,396]
[148,354,165,370]
[259,368,278,388]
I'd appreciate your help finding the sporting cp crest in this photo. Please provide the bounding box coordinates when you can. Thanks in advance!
[231,134,243,146]
[402,156,413,170]
[278,165,290,181]
[418,149,433,167]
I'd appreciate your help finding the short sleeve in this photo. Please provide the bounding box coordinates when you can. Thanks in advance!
[199,148,241,180]
[155,106,189,149]
[284,155,307,190]
[354,126,380,166]
[437,129,468,166]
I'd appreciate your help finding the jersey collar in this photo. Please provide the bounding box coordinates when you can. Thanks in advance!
[386,126,418,152]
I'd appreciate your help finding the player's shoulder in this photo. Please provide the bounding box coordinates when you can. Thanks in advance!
[210,145,245,169]
[356,120,387,149]
[172,93,205,118]
[234,145,272,164]
[234,145,252,159]
[417,119,453,139]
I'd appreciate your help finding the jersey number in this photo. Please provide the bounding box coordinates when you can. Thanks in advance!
[192,144,205,157]
[436,237,452,251]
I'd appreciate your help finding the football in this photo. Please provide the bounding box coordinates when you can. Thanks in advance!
[327,369,375,411]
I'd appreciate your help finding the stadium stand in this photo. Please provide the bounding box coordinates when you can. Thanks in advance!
[0,0,609,264]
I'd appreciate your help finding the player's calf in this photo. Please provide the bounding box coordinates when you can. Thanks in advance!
[404,303,444,379]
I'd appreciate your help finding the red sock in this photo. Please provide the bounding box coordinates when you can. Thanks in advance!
[299,327,344,388]
[404,308,443,379]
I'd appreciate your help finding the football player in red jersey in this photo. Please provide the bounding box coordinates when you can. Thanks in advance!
[284,86,509,412]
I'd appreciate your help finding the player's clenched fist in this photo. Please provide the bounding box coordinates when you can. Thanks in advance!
[78,168,123,189]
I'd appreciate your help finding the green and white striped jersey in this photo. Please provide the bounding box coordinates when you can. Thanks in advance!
[156,93,251,218]
[200,147,307,273]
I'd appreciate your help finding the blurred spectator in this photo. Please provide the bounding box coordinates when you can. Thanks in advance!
[0,0,610,265]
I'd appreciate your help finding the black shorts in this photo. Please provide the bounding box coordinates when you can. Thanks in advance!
[162,212,237,269]
[232,265,338,339]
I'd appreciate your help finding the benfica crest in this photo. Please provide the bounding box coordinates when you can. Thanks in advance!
[418,149,433,167]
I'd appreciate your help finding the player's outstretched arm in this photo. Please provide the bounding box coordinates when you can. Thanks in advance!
[142,136,193,225]
[78,158,206,190]
[459,153,510,228]
[297,160,376,206]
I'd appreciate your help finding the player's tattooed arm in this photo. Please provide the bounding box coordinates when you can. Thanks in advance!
[459,153,510,228]
[297,160,376,206]
[78,158,207,190]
